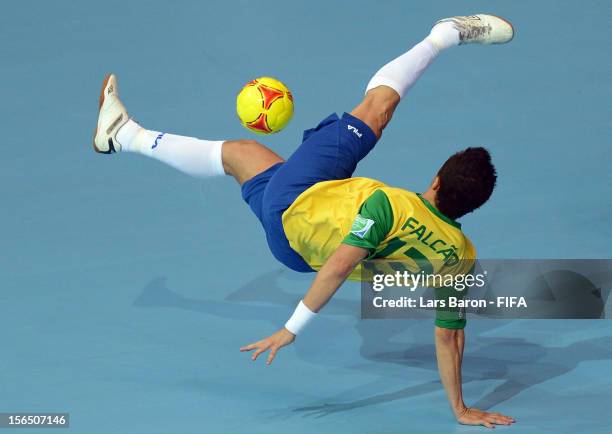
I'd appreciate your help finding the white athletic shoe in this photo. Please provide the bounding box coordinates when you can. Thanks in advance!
[435,14,514,45]
[93,74,128,154]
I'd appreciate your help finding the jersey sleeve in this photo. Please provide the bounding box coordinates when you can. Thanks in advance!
[342,189,394,254]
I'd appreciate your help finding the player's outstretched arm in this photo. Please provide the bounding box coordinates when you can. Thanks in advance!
[240,244,368,365]
[435,327,516,428]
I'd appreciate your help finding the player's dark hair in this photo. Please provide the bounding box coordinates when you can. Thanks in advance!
[435,147,497,220]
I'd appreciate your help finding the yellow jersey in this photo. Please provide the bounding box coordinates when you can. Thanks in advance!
[281,177,476,281]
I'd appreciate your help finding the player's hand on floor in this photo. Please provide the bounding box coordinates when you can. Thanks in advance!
[240,328,295,365]
[456,407,515,428]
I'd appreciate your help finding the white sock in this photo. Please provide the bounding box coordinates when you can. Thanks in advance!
[117,119,226,178]
[427,21,460,51]
[365,23,459,98]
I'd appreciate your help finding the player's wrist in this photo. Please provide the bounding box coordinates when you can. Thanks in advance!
[282,327,296,337]
[284,300,317,335]
[453,403,469,418]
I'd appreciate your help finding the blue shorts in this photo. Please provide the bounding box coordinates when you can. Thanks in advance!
[241,112,378,272]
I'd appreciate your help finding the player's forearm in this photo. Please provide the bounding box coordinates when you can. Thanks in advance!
[284,244,367,336]
[302,246,364,312]
[435,327,467,417]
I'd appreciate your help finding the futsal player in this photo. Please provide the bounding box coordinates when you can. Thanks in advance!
[92,15,515,428]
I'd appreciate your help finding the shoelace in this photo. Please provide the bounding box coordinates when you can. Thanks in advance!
[455,18,491,41]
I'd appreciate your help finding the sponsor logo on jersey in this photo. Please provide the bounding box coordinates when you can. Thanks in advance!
[350,214,375,238]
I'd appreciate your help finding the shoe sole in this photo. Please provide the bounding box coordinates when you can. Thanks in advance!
[92,74,111,153]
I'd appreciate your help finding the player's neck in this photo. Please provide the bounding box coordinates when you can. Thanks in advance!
[421,190,438,209]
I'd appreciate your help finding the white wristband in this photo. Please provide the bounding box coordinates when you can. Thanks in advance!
[284,300,317,335]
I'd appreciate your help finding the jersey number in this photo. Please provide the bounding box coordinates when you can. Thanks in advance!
[374,237,434,274]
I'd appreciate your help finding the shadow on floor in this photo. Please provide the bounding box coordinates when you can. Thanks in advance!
[133,271,612,417]
[294,334,612,417]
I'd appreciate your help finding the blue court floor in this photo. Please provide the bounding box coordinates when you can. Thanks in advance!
[1,1,611,433]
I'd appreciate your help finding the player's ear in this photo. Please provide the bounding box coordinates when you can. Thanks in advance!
[431,176,441,192]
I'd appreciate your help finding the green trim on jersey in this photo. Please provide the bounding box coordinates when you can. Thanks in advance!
[416,194,461,229]
[342,189,393,255]
[341,188,469,330]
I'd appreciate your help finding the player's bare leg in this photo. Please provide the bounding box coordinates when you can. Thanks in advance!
[351,87,400,139]
[221,139,284,185]
[351,14,514,139]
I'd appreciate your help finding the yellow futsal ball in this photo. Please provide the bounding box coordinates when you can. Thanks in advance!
[236,77,294,134]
